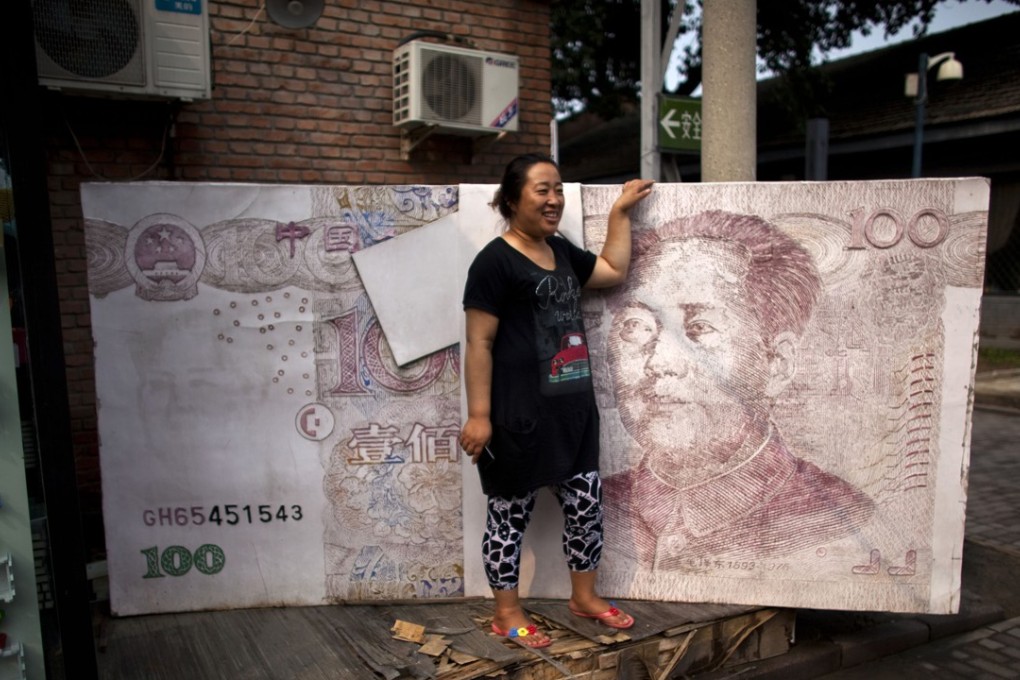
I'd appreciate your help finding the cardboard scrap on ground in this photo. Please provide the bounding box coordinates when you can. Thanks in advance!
[447,649,480,665]
[418,634,450,657]
[391,619,426,643]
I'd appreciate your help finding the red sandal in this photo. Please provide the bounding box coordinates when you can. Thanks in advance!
[568,603,635,629]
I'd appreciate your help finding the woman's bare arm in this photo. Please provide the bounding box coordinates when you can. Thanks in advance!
[586,178,654,289]
[460,307,499,463]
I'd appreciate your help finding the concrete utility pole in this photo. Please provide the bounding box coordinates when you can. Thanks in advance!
[701,0,757,182]
[639,0,662,180]
[640,0,756,182]
[640,0,689,181]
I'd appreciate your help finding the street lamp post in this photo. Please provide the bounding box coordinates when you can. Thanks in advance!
[908,51,963,178]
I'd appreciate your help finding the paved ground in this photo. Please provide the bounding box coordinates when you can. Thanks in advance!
[821,616,1020,678]
[699,373,1020,679]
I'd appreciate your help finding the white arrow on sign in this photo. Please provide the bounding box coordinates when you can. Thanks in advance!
[660,108,681,139]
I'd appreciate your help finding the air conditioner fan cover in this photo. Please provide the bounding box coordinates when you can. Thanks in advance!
[422,54,479,121]
[33,0,140,79]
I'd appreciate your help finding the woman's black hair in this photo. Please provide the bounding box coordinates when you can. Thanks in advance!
[490,153,559,221]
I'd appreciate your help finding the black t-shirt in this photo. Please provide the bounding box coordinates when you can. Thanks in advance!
[463,235,600,496]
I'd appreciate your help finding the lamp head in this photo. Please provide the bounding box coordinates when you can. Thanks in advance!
[936,56,963,81]
[927,52,964,81]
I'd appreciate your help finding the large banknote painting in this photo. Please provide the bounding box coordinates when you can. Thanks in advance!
[83,178,987,616]
[83,182,464,615]
[581,180,986,613]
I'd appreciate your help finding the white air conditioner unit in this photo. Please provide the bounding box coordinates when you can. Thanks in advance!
[393,41,519,135]
[32,0,212,101]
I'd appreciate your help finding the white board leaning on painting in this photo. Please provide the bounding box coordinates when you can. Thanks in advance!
[351,183,584,367]
[81,178,987,617]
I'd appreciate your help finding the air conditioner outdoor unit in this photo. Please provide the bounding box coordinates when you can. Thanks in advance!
[393,41,519,135]
[32,0,212,101]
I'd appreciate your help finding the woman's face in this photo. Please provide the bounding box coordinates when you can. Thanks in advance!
[509,162,564,238]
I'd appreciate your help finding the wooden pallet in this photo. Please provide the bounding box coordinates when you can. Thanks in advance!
[96,599,794,679]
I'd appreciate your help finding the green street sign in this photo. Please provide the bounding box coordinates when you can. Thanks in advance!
[657,95,702,153]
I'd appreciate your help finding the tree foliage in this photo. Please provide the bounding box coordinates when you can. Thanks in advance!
[551,0,648,118]
[551,0,1019,118]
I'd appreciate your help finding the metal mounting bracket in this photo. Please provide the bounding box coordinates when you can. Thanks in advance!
[400,125,439,160]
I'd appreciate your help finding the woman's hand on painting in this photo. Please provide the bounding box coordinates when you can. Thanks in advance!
[612,178,654,214]
[586,178,655,289]
[461,416,493,465]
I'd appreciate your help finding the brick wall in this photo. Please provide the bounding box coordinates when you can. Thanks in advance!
[40,0,553,558]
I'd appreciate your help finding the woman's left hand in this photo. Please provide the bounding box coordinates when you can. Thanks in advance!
[612,178,654,213]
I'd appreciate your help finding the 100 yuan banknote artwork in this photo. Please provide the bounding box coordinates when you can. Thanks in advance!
[83,183,465,615]
[577,179,987,613]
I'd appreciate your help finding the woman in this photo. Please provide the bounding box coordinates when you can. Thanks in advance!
[460,153,653,648]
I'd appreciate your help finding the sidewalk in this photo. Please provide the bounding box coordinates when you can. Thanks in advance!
[697,374,1020,679]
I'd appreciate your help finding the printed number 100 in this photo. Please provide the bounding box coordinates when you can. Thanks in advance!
[142,544,226,578]
[847,208,949,250]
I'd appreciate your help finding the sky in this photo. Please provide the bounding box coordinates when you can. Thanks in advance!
[664,0,1020,90]
[824,0,1017,58]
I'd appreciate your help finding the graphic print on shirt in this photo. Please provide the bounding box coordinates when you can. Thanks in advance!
[533,270,592,396]
[550,332,591,383]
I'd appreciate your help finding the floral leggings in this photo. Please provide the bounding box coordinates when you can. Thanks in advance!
[482,471,604,591]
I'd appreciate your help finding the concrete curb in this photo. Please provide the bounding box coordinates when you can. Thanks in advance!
[975,369,1020,379]
[830,619,931,668]
[973,370,1020,411]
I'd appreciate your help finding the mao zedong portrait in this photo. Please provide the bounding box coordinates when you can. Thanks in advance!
[602,210,874,569]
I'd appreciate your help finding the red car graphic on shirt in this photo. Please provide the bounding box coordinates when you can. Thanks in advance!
[549,332,591,383]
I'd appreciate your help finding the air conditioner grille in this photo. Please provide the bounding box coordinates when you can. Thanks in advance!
[33,0,140,79]
[392,41,518,134]
[422,53,481,124]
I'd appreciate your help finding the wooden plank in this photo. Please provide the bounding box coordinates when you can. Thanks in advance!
[239,607,371,679]
[316,605,438,679]
[99,608,352,680]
